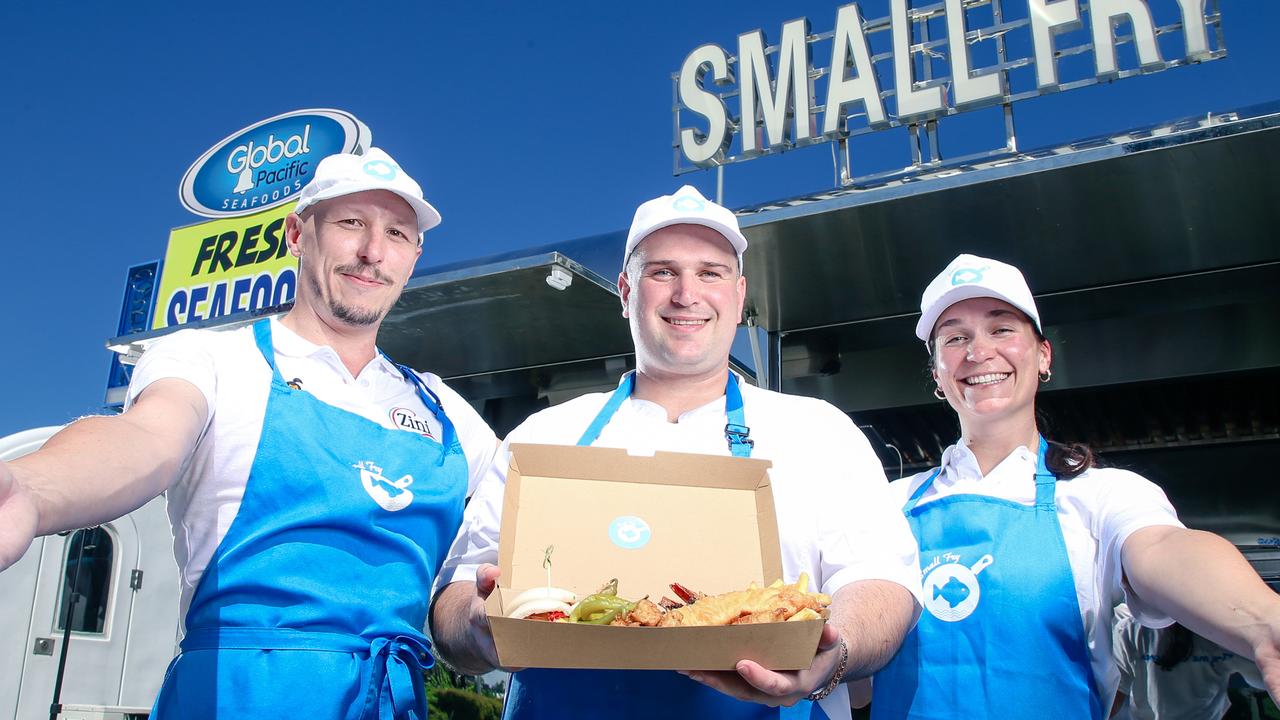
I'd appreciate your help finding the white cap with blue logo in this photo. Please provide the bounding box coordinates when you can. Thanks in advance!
[916,253,1042,343]
[293,147,441,235]
[623,185,748,270]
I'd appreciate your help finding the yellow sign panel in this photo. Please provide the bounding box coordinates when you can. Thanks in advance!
[152,202,299,330]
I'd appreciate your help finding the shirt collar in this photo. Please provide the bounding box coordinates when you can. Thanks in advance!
[622,370,741,423]
[268,317,402,379]
[941,440,1038,479]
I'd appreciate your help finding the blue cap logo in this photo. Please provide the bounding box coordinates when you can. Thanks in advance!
[608,516,652,550]
[950,266,989,286]
[363,159,397,180]
[672,195,705,213]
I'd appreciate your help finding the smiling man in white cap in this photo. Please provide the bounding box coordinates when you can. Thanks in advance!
[431,185,923,720]
[0,147,499,719]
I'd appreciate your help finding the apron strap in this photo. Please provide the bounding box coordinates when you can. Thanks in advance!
[182,627,432,720]
[902,467,942,514]
[577,372,636,447]
[1033,435,1057,510]
[251,319,289,388]
[723,373,753,458]
[577,372,753,457]
[391,359,460,465]
[905,437,1058,514]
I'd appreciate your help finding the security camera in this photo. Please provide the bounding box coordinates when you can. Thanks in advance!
[545,267,573,291]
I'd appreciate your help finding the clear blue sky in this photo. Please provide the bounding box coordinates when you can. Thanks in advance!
[1,1,1275,437]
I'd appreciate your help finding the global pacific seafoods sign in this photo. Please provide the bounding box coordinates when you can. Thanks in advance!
[153,109,371,330]
[151,203,298,330]
[179,108,370,217]
[673,0,1225,173]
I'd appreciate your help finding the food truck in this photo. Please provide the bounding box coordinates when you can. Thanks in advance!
[2,0,1275,716]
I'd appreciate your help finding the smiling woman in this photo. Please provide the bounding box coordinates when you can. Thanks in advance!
[866,253,1280,719]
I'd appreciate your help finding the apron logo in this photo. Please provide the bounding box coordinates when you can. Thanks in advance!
[354,460,414,512]
[608,516,652,549]
[390,407,435,439]
[922,553,993,622]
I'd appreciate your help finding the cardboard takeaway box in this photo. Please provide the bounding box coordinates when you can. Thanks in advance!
[485,443,824,671]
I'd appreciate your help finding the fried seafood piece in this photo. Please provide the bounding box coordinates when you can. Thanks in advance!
[728,608,790,625]
[609,597,667,626]
[626,598,666,627]
[658,585,828,627]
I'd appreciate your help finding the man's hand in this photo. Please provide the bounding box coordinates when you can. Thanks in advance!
[468,564,503,669]
[431,564,510,676]
[0,461,38,570]
[680,623,844,707]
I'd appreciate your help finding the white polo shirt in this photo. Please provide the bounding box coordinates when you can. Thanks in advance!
[436,375,924,720]
[1112,602,1264,720]
[126,317,499,627]
[886,442,1185,708]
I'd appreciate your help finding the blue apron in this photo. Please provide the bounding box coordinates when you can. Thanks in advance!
[151,319,469,720]
[871,438,1102,720]
[503,372,826,720]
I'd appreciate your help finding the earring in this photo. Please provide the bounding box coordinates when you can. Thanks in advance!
[1039,369,1052,383]
[933,386,946,400]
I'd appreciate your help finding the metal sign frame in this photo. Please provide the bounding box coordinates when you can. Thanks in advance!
[671,0,1225,186]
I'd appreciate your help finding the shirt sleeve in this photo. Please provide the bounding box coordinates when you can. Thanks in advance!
[811,403,924,607]
[432,400,590,597]
[432,438,512,595]
[1091,468,1185,626]
[123,329,216,437]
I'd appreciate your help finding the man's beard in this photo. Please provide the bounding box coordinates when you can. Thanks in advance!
[307,262,394,327]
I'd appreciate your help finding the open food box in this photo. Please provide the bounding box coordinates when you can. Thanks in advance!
[485,443,825,670]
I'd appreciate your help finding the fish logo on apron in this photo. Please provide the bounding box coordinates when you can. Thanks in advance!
[354,460,414,512]
[921,553,994,622]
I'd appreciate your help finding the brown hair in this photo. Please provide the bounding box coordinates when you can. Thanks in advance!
[1043,440,1096,479]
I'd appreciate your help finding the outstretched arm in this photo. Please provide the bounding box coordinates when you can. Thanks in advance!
[0,378,207,570]
[1122,526,1280,700]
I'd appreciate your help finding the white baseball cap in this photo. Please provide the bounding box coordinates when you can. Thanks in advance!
[623,185,747,269]
[293,147,441,235]
[916,253,1042,343]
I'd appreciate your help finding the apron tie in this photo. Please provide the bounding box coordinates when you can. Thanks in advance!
[369,635,434,719]
[180,628,435,720]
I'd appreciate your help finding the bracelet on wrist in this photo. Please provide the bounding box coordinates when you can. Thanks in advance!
[806,635,848,702]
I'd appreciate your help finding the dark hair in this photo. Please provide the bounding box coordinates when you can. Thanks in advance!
[1154,623,1195,671]
[1043,440,1096,479]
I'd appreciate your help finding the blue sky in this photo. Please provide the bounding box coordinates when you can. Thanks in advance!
[0,1,1275,437]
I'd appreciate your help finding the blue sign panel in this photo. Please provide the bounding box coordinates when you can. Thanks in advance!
[179,109,369,218]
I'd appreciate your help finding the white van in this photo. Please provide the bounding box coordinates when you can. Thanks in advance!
[0,427,179,720]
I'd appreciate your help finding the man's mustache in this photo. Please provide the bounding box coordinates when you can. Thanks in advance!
[334,263,392,285]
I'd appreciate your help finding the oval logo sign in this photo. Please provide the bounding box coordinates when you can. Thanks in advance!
[179,109,370,218]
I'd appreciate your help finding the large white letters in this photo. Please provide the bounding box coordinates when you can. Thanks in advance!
[678,44,734,166]
[739,19,814,155]
[823,3,887,135]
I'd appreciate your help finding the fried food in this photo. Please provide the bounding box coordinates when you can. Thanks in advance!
[657,581,829,627]
[615,598,666,627]
[518,574,830,626]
